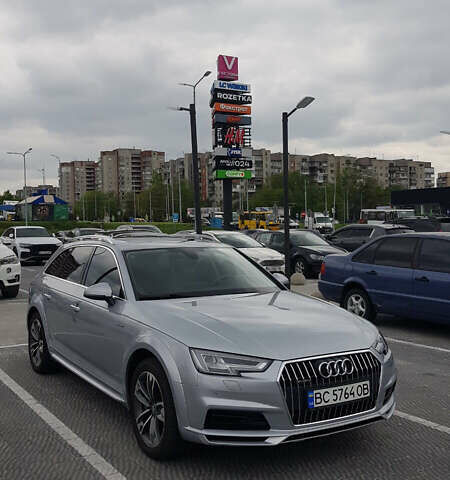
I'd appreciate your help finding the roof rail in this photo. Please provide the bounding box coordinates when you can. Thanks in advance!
[76,234,114,244]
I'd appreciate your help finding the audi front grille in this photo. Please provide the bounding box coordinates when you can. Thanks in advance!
[278,351,381,425]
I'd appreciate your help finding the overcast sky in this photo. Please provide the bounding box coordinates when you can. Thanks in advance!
[1,0,449,193]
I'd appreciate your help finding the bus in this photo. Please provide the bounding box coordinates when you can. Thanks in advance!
[238,211,281,230]
[360,208,415,225]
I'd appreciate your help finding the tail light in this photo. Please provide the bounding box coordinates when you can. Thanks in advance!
[320,262,326,277]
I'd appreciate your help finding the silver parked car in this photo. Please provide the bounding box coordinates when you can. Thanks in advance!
[27,235,396,459]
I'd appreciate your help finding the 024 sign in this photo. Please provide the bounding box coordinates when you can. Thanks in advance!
[215,158,253,170]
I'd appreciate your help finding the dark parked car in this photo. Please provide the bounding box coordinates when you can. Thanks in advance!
[387,217,441,232]
[319,232,450,324]
[326,224,413,252]
[241,228,267,238]
[116,224,162,233]
[253,229,345,278]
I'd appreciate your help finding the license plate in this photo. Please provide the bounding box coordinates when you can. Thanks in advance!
[308,381,370,408]
[40,251,52,254]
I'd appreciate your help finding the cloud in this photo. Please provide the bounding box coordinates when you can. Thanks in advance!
[1,0,449,193]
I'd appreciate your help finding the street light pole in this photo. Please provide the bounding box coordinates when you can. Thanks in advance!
[175,70,211,234]
[7,148,32,226]
[282,97,315,279]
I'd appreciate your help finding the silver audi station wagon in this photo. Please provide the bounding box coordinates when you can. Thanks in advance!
[27,235,396,459]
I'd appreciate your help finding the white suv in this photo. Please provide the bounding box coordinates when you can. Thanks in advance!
[1,226,62,264]
[0,241,20,297]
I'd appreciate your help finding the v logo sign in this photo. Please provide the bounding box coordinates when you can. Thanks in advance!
[223,56,236,70]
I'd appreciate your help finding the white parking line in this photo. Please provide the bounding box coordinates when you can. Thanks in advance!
[395,410,450,435]
[386,337,450,353]
[0,367,126,480]
[0,343,27,350]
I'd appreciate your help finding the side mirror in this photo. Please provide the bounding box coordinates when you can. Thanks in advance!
[84,282,115,306]
[273,272,290,287]
[9,233,14,239]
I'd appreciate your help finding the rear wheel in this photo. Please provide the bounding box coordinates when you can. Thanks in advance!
[343,288,375,321]
[28,311,57,373]
[130,358,182,460]
[2,285,19,298]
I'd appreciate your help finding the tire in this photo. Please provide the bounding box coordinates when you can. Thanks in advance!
[130,358,183,460]
[293,257,311,278]
[28,311,57,374]
[3,285,19,298]
[343,288,376,322]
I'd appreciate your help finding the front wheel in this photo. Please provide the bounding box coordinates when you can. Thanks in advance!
[28,311,57,373]
[130,358,182,460]
[343,288,375,322]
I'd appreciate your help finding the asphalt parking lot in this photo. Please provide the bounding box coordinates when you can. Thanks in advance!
[0,266,449,479]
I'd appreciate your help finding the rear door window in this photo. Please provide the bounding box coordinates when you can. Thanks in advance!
[417,239,450,273]
[270,234,285,248]
[45,247,94,283]
[374,237,418,268]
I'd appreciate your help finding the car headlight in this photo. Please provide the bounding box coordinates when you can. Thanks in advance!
[309,254,324,261]
[0,255,19,265]
[190,349,272,376]
[372,333,389,356]
[19,243,32,248]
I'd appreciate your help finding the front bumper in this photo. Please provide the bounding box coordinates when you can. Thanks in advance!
[176,349,397,446]
[0,263,21,287]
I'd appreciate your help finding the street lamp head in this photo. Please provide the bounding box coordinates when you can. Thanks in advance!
[204,70,212,77]
[25,147,32,154]
[440,130,450,135]
[296,96,315,109]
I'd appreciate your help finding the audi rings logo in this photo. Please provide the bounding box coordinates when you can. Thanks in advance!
[318,358,354,378]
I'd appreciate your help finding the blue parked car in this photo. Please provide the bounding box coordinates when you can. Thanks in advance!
[318,232,450,324]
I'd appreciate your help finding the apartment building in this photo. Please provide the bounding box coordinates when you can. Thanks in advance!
[59,160,96,206]
[437,172,450,188]
[97,148,165,199]
[388,159,434,189]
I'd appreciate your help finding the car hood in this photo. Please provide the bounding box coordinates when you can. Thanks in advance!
[239,247,284,262]
[133,291,378,360]
[16,237,61,246]
[296,245,345,255]
[0,243,14,258]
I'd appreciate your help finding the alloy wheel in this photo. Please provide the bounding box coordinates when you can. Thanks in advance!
[295,260,306,275]
[134,371,165,448]
[347,293,367,317]
[29,318,44,367]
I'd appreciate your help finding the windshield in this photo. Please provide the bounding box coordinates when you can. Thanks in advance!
[290,231,329,246]
[16,228,50,238]
[125,247,278,300]
[316,217,331,224]
[214,233,262,248]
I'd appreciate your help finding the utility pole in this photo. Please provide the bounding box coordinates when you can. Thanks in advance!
[170,165,175,219]
[94,191,97,220]
[324,183,327,214]
[178,164,182,222]
[7,148,32,226]
[333,176,337,222]
[149,189,152,222]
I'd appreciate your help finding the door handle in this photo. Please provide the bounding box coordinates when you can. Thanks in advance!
[415,276,429,282]
[366,270,377,275]
[43,293,52,300]
[69,304,80,312]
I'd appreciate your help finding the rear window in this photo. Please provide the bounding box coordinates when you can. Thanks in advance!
[374,237,418,268]
[418,239,450,273]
